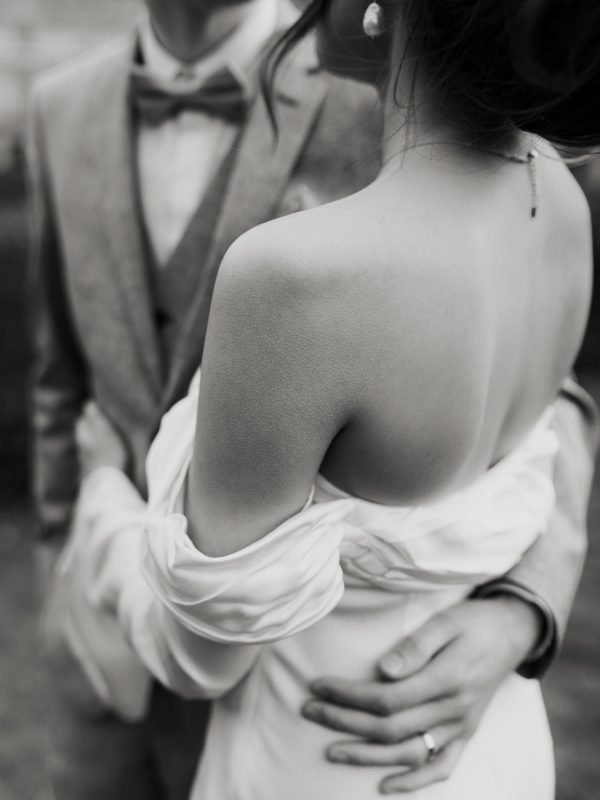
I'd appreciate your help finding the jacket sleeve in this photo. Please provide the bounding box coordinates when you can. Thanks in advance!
[475,377,598,677]
[27,89,89,541]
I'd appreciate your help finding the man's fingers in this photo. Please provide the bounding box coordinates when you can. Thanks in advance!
[302,697,459,743]
[83,400,98,418]
[379,739,465,794]
[75,417,90,446]
[327,723,461,768]
[378,612,458,680]
[310,668,450,715]
[310,637,476,717]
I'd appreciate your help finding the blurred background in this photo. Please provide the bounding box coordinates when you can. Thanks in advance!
[0,1,598,798]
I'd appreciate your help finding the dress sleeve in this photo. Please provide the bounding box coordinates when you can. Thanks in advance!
[116,567,263,701]
[118,492,351,700]
[141,498,351,645]
[138,370,351,649]
[56,467,153,721]
[65,376,352,713]
[66,467,262,706]
[67,462,351,713]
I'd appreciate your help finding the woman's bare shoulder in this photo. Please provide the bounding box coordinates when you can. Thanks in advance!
[218,201,360,286]
[214,197,491,419]
[207,203,382,421]
[211,194,502,501]
[216,191,479,309]
[212,201,374,345]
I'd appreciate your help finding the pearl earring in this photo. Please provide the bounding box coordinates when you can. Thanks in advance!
[362,2,384,39]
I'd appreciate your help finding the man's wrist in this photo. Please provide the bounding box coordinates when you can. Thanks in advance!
[483,593,545,664]
[472,580,557,677]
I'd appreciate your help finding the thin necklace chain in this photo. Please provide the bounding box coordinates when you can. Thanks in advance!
[386,136,541,219]
[437,138,540,219]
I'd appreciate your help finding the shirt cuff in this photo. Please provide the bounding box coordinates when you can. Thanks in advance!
[472,580,557,679]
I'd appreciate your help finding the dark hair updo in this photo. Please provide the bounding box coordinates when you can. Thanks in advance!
[263,0,600,149]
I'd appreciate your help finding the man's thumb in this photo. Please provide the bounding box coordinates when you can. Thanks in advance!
[378,616,448,680]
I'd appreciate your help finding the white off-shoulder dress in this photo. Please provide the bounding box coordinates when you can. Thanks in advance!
[69,372,557,800]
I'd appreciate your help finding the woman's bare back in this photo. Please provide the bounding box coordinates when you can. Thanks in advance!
[188,141,591,556]
[236,143,591,505]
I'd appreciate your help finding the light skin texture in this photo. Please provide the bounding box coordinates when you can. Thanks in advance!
[73,0,592,793]
[78,130,585,792]
[182,135,589,796]
[186,144,590,543]
[182,3,590,793]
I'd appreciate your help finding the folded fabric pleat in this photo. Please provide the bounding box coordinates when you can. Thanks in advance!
[143,499,354,644]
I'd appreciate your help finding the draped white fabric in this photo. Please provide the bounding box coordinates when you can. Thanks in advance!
[140,372,557,644]
[63,371,558,797]
[143,504,352,643]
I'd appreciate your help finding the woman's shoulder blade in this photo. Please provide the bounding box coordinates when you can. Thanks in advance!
[216,198,491,426]
[222,192,492,342]
[208,150,592,505]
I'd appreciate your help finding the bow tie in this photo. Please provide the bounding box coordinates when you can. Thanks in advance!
[129,65,250,126]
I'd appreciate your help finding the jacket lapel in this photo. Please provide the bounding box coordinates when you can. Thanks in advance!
[160,39,331,413]
[94,34,163,401]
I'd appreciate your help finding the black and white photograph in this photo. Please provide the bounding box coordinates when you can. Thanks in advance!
[0,0,599,798]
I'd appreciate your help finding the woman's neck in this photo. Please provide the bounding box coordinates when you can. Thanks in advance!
[379,85,453,173]
[375,24,526,175]
[147,1,256,64]
[378,76,523,177]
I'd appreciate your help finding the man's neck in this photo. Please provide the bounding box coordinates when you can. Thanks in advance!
[147,2,258,64]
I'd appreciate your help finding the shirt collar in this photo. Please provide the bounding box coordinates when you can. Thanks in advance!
[138,0,278,85]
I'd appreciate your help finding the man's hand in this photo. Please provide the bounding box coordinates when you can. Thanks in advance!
[302,596,542,793]
[75,401,129,478]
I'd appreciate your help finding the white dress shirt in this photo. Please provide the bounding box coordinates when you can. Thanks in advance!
[136,0,278,265]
